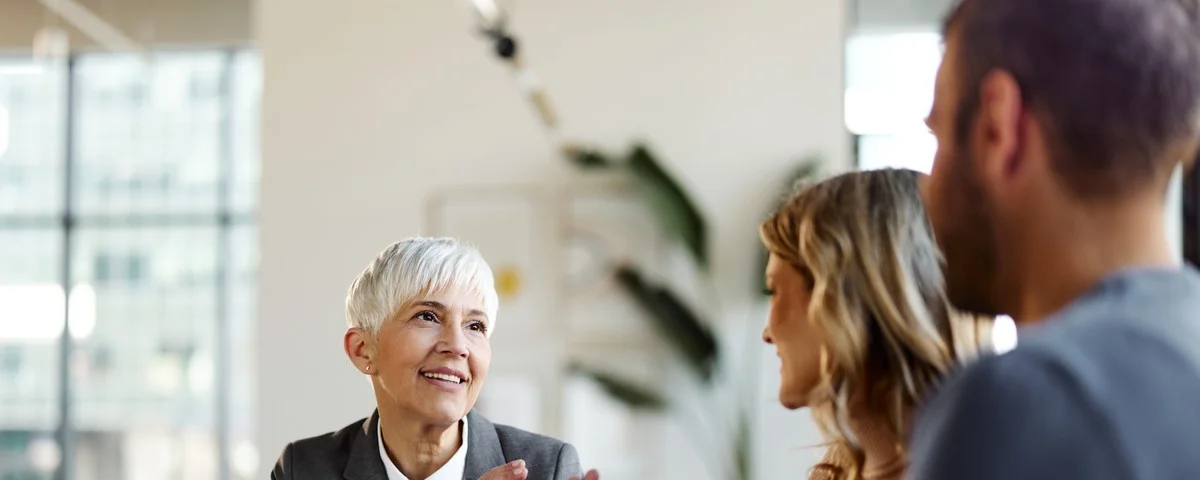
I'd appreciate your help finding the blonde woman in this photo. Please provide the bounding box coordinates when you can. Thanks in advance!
[760,168,991,480]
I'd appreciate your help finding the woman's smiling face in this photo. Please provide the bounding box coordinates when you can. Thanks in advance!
[370,284,493,425]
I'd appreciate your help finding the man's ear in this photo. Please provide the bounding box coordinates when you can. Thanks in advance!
[976,69,1025,183]
[344,327,375,375]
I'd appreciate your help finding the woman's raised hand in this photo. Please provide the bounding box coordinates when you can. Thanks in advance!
[478,460,528,480]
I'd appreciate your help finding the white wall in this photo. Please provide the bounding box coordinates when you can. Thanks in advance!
[256,0,848,478]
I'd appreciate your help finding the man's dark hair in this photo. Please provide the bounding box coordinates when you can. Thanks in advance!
[944,0,1200,198]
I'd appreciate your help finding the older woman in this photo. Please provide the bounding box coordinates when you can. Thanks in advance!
[760,169,992,480]
[272,237,583,480]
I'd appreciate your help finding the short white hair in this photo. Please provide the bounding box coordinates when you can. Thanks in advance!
[346,237,499,337]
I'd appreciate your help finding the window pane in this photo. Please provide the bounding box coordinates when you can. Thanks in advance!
[227,224,258,478]
[72,53,225,215]
[1,48,258,479]
[70,226,219,480]
[230,52,261,214]
[0,57,67,216]
[0,229,64,479]
[857,133,936,173]
[844,33,941,135]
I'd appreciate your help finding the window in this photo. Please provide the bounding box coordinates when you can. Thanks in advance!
[0,50,260,480]
[845,32,940,171]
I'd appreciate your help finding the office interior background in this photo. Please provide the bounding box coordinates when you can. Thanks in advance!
[0,0,1195,479]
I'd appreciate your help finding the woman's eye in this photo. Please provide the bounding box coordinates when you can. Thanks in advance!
[468,321,488,334]
[416,311,439,322]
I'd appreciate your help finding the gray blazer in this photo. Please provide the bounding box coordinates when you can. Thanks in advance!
[271,410,582,480]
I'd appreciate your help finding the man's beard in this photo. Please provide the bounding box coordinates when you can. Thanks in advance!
[938,145,1003,317]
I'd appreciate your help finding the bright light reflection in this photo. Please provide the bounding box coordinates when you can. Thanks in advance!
[993,315,1019,353]
[68,284,97,340]
[0,64,46,76]
[844,86,934,135]
[27,436,60,472]
[845,32,942,135]
[0,284,97,342]
[231,440,260,478]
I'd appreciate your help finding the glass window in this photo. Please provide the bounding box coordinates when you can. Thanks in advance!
[845,32,941,137]
[73,53,226,216]
[0,50,259,480]
[0,57,67,216]
[71,226,220,479]
[0,229,63,480]
[846,32,940,174]
[229,52,261,215]
[227,224,258,446]
[856,134,936,173]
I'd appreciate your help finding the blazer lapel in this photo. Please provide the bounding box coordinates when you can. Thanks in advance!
[463,410,507,479]
[343,410,388,480]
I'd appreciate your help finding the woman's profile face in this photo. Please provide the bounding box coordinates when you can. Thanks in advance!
[372,284,492,425]
[762,254,825,410]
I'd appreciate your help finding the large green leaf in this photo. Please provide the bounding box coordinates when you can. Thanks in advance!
[562,143,709,270]
[625,144,709,271]
[613,264,718,381]
[734,411,751,480]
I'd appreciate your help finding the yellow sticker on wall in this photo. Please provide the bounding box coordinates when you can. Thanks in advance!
[495,266,522,299]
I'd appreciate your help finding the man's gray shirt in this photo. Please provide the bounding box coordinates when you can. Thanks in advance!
[910,267,1200,480]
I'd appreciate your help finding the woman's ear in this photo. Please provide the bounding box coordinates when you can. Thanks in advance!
[344,327,375,375]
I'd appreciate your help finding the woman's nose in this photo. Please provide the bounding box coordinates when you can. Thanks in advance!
[762,325,774,345]
[438,328,470,357]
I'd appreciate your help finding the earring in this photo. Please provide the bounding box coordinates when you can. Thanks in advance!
[365,365,373,373]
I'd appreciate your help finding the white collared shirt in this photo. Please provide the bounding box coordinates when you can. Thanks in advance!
[378,417,470,480]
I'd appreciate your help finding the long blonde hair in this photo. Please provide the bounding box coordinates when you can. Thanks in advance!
[759,168,990,479]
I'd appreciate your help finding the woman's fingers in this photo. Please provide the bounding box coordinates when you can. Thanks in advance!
[479,459,528,479]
